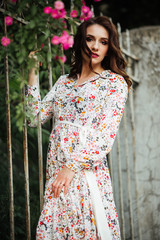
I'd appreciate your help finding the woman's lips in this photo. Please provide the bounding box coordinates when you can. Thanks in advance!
[92,53,99,58]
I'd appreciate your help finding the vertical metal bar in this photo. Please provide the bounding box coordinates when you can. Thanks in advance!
[48,37,53,91]
[34,34,44,212]
[117,22,125,239]
[46,0,53,130]
[60,44,65,75]
[47,36,55,130]
[119,24,134,239]
[37,70,44,211]
[4,11,15,240]
[23,120,31,240]
[126,29,142,240]
[117,23,122,49]
[70,0,74,13]
[123,108,134,239]
[22,70,31,240]
[116,133,125,240]
[70,0,74,35]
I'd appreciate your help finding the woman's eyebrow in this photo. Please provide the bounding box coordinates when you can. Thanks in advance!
[86,34,109,40]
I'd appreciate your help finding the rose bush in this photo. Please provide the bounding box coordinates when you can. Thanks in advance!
[0,0,94,131]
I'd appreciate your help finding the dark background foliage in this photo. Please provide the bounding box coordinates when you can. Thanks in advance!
[86,0,160,31]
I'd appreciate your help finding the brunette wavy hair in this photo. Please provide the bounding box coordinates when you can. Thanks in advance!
[68,16,132,89]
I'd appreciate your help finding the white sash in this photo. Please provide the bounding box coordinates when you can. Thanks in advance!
[85,171,112,240]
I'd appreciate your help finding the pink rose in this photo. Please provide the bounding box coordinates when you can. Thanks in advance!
[59,9,66,19]
[62,31,68,36]
[59,31,74,50]
[70,10,78,18]
[5,16,13,26]
[82,5,90,14]
[54,1,64,10]
[84,10,93,20]
[59,34,68,44]
[94,0,102,2]
[80,4,93,21]
[59,55,67,63]
[59,31,69,43]
[51,36,60,45]
[44,6,52,14]
[67,36,74,47]
[51,9,60,19]
[51,31,73,50]
[1,36,11,47]
[62,42,70,50]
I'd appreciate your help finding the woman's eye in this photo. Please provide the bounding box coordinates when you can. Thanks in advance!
[86,37,92,42]
[101,41,108,45]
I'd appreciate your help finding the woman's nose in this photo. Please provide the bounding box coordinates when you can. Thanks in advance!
[91,41,99,51]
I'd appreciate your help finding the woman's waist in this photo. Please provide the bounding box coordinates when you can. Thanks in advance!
[54,119,92,146]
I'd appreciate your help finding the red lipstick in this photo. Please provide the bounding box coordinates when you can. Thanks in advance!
[91,52,99,58]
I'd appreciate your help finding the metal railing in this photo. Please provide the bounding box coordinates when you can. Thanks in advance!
[108,24,141,240]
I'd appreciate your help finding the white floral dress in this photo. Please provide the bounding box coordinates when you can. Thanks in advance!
[26,70,128,240]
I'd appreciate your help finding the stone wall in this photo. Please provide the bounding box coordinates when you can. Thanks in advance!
[112,26,160,240]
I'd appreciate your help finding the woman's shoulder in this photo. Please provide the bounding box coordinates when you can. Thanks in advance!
[55,74,69,85]
[101,70,128,91]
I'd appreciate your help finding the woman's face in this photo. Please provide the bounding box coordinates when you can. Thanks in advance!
[82,24,109,67]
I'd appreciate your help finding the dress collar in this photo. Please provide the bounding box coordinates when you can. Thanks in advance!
[73,70,111,88]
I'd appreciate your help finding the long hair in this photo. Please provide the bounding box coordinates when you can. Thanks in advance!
[68,16,132,89]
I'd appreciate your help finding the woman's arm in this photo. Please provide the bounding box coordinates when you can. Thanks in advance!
[28,50,39,86]
[26,84,57,127]
[26,51,59,127]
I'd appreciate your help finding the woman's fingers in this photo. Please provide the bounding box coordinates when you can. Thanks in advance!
[64,178,71,195]
[54,182,61,198]
[52,167,75,198]
[28,49,41,61]
[28,51,36,58]
[52,180,59,197]
[52,179,64,198]
[56,182,65,198]
[52,178,70,198]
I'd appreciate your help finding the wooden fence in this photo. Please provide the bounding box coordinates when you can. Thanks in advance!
[2,4,140,240]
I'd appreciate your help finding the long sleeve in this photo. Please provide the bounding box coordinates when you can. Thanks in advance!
[26,78,60,127]
[64,76,128,172]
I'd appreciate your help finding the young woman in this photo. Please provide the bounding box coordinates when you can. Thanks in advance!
[27,16,131,240]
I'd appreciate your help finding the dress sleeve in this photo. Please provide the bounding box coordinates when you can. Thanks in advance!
[64,76,128,172]
[26,77,60,127]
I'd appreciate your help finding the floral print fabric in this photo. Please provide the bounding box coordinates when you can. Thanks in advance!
[26,70,128,240]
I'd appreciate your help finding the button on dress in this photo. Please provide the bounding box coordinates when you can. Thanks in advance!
[26,70,128,240]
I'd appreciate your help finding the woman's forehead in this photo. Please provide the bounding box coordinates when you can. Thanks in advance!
[86,24,109,38]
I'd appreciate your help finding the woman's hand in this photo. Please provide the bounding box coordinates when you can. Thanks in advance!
[52,166,75,198]
[28,50,38,59]
[28,50,40,86]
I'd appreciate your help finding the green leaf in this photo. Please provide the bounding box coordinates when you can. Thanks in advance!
[44,29,50,38]
[31,5,37,16]
[18,56,24,65]
[28,20,35,29]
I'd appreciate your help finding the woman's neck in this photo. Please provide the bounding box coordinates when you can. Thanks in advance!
[79,64,104,81]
